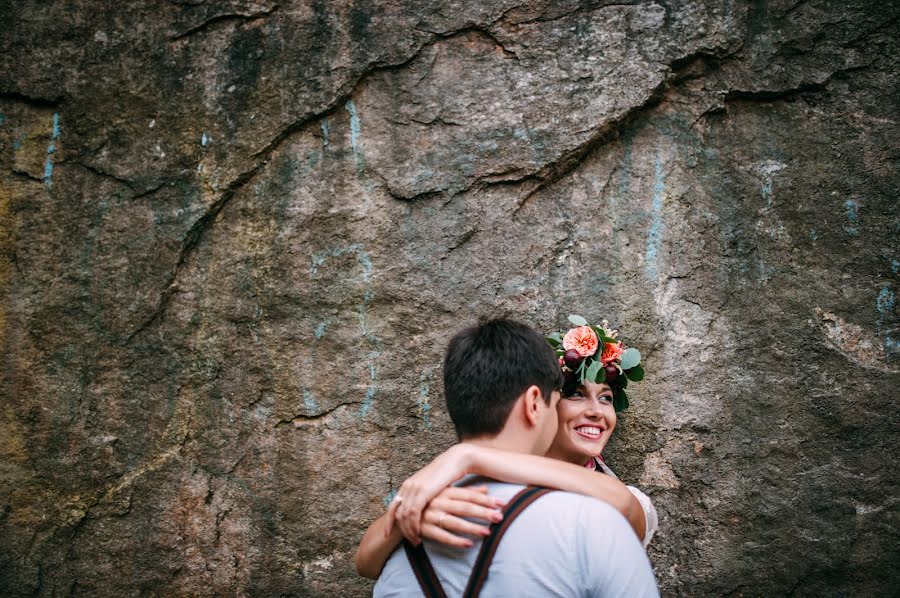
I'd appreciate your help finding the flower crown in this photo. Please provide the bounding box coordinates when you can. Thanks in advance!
[546,315,644,412]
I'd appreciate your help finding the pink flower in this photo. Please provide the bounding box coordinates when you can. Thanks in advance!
[600,341,624,364]
[562,326,599,358]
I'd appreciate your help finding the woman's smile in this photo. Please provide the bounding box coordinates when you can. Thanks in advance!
[574,424,605,440]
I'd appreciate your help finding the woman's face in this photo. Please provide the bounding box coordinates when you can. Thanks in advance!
[545,381,617,464]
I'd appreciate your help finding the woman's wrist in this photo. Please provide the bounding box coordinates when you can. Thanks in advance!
[448,443,477,477]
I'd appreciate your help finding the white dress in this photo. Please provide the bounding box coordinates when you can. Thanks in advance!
[589,456,658,548]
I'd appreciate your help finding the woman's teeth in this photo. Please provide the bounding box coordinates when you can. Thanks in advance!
[575,426,602,439]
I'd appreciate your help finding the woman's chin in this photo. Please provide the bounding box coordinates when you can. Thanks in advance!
[573,439,604,458]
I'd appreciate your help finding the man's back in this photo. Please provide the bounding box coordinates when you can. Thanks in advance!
[374,479,659,597]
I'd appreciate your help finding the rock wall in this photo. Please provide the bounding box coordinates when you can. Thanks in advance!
[2,1,898,596]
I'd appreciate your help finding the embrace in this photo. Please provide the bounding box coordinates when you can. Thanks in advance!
[356,317,660,597]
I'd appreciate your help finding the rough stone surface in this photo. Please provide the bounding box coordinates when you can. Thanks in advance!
[2,1,898,596]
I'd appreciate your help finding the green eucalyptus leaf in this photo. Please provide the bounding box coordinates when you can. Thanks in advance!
[620,347,641,370]
[586,360,601,384]
[568,314,588,327]
[546,335,561,347]
[594,362,606,384]
[625,364,645,382]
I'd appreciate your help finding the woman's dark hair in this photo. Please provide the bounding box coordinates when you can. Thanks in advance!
[443,318,564,440]
[561,370,581,397]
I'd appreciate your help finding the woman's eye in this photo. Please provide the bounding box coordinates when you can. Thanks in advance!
[599,395,613,403]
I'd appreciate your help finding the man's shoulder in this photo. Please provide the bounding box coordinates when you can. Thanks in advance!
[505,489,634,541]
[531,488,626,516]
[470,481,629,526]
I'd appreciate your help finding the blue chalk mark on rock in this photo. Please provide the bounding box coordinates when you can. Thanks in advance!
[876,286,894,327]
[892,260,899,275]
[43,156,54,183]
[357,292,378,343]
[383,489,398,507]
[357,252,373,282]
[645,154,665,281]
[876,285,897,357]
[843,199,859,236]
[320,118,330,148]
[314,321,329,340]
[0,112,5,126]
[42,112,61,188]
[201,132,211,147]
[756,160,785,210]
[345,100,365,174]
[359,356,380,417]
[810,229,818,241]
[418,370,432,430]
[303,388,319,414]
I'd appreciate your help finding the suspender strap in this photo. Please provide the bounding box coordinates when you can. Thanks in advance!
[403,540,449,598]
[462,485,554,598]
[403,485,553,598]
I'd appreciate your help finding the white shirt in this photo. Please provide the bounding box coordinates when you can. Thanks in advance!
[374,479,659,598]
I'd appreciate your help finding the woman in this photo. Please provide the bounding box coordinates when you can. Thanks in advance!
[355,316,657,578]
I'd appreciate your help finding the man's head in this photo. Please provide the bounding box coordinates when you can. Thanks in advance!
[443,318,564,451]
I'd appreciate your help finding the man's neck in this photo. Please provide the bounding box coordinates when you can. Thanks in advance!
[461,430,537,455]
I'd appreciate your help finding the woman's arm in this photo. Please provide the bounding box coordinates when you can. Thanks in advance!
[355,486,502,579]
[392,444,646,543]
[355,512,402,579]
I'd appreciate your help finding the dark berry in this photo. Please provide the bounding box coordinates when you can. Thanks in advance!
[604,364,619,382]
[563,349,583,370]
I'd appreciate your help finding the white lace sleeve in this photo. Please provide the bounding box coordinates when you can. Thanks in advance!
[626,485,658,548]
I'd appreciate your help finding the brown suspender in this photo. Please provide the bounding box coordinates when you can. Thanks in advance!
[404,540,449,598]
[403,485,554,598]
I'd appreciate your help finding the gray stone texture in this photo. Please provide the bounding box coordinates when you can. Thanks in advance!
[1,0,898,596]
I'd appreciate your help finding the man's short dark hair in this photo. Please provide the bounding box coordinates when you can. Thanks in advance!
[443,318,564,439]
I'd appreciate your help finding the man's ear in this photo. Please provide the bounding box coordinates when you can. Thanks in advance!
[521,385,543,429]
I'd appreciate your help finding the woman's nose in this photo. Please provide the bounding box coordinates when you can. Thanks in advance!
[584,397,603,416]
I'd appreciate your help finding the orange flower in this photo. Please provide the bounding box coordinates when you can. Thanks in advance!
[562,326,599,358]
[600,341,624,364]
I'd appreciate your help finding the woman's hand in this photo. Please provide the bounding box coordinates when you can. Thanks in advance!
[417,486,505,548]
[386,444,475,544]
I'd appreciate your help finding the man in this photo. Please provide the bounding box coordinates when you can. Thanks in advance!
[374,318,659,597]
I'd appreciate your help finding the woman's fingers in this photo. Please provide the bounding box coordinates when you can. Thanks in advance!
[429,487,505,524]
[441,487,506,509]
[433,512,492,538]
[441,498,504,524]
[420,523,474,548]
